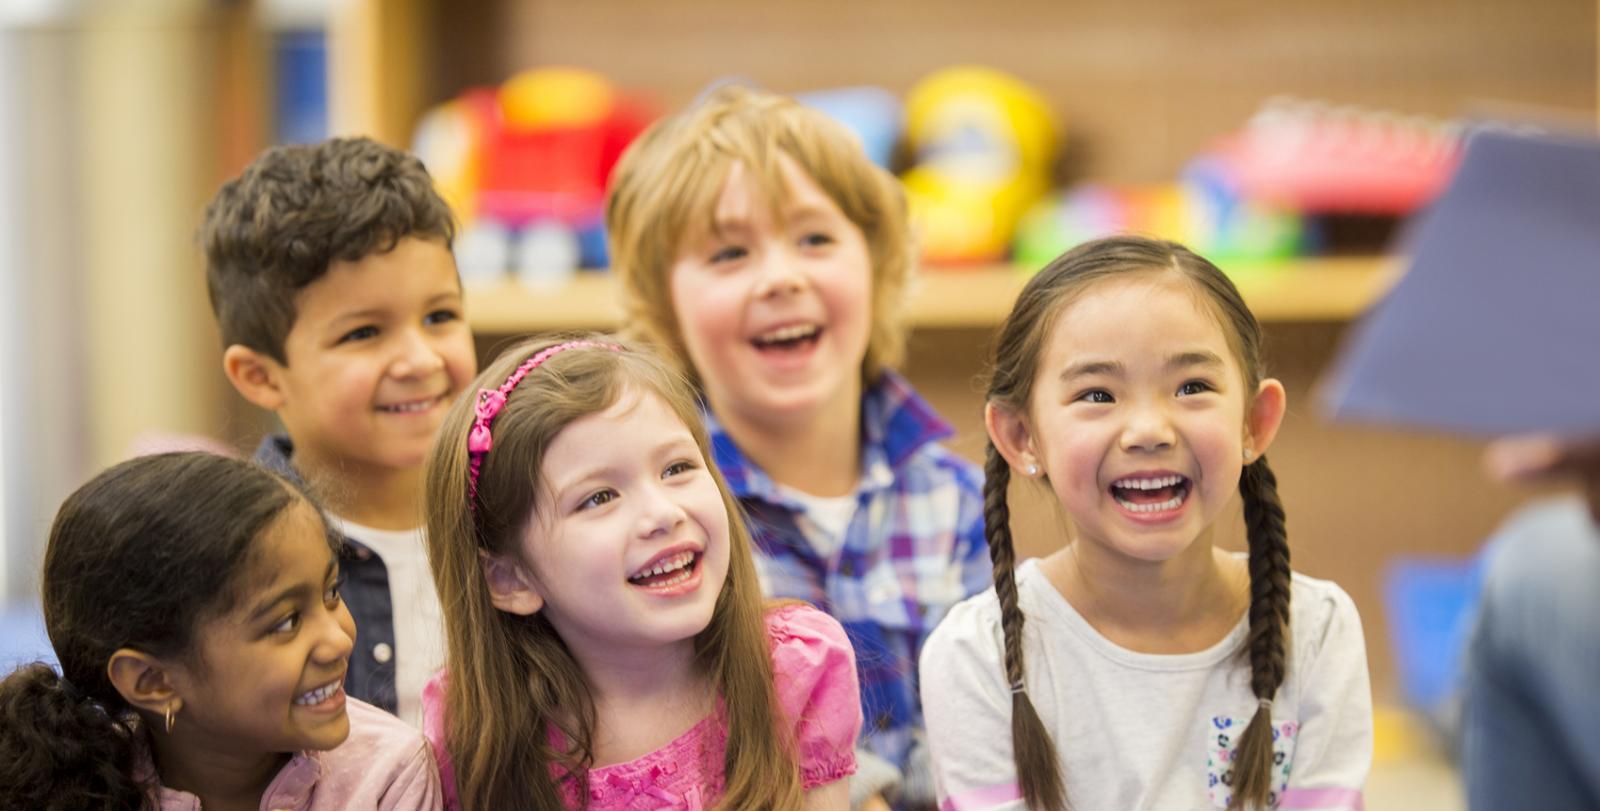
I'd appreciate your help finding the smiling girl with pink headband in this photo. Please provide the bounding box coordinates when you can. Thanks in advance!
[420,334,861,811]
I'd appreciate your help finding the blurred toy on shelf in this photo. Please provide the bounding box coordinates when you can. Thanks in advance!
[412,67,655,282]
[900,66,1059,267]
[796,86,904,170]
[1213,96,1463,215]
[1012,156,1303,272]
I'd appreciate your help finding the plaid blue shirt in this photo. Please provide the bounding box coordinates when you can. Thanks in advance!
[706,371,991,783]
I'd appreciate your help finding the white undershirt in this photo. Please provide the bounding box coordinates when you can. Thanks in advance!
[778,484,858,559]
[330,516,443,728]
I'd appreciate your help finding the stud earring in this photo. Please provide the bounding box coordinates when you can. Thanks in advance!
[1026,464,1039,477]
[1243,447,1254,462]
[165,701,177,734]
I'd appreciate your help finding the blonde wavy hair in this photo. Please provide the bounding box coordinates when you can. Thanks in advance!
[606,84,914,383]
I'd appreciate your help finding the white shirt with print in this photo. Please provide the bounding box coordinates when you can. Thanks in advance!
[921,558,1372,811]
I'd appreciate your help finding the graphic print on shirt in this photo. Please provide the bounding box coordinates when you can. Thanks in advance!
[1205,714,1299,808]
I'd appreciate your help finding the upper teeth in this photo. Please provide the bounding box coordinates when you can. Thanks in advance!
[295,680,341,706]
[631,551,695,581]
[1114,475,1184,490]
[756,324,818,343]
[381,399,434,413]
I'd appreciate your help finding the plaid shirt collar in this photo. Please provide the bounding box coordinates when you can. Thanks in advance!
[706,370,954,507]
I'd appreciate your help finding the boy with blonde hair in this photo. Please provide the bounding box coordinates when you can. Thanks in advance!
[608,85,989,809]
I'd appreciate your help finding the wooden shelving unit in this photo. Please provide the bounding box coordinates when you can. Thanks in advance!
[464,255,1398,334]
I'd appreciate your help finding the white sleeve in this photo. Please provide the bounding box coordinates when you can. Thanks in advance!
[1282,585,1374,811]
[919,599,1028,811]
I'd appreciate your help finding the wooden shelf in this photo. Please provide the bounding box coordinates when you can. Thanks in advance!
[465,256,1398,334]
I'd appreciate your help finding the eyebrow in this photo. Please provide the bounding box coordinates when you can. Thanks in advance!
[548,436,700,500]
[1058,350,1227,383]
[246,559,338,623]
[328,291,462,327]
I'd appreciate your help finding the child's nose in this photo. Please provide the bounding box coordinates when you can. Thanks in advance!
[314,603,357,664]
[1119,403,1177,452]
[636,482,688,539]
[389,328,446,378]
[753,251,807,299]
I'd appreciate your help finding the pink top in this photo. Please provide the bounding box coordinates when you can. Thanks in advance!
[423,604,861,810]
[148,697,442,810]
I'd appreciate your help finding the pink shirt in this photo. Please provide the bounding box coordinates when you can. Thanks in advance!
[423,604,861,810]
[148,697,442,810]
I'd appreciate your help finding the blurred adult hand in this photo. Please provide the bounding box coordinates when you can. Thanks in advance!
[1484,434,1600,524]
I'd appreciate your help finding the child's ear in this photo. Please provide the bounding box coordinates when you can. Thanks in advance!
[106,648,182,721]
[480,551,544,615]
[223,344,287,411]
[985,401,1042,478]
[1245,377,1288,460]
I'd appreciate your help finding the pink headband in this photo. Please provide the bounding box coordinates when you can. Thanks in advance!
[466,340,622,505]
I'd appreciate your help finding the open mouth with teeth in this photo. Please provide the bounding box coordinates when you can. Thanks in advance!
[750,323,822,353]
[627,550,701,590]
[1110,474,1191,514]
[293,678,344,708]
[376,394,446,414]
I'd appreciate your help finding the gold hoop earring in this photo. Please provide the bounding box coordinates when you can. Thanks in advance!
[164,702,176,734]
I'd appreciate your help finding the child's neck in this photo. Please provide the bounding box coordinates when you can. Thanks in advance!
[149,728,290,811]
[710,382,862,498]
[1041,537,1250,655]
[569,638,715,767]
[293,448,423,531]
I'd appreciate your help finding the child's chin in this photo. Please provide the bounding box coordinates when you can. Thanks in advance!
[296,715,352,752]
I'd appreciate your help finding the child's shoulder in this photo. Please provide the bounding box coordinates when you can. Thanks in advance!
[338,697,431,754]
[762,603,857,701]
[864,371,982,484]
[1287,569,1364,647]
[760,603,862,784]
[763,602,850,651]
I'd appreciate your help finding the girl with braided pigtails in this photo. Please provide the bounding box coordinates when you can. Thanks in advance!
[920,236,1372,811]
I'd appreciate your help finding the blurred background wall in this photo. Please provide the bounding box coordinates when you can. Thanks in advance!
[0,7,1594,788]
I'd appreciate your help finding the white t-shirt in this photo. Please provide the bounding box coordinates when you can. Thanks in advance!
[332,517,444,728]
[777,484,858,559]
[921,558,1372,811]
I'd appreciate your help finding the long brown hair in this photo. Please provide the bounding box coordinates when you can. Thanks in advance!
[423,334,804,810]
[984,236,1291,811]
[606,84,913,383]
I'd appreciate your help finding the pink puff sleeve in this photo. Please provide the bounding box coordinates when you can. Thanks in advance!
[419,671,462,811]
[766,603,862,789]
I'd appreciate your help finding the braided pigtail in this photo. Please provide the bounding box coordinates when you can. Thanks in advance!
[1228,456,1292,810]
[985,444,1067,811]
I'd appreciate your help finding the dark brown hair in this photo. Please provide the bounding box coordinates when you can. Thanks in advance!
[200,136,456,363]
[0,452,328,810]
[423,334,804,810]
[607,84,914,383]
[984,235,1290,811]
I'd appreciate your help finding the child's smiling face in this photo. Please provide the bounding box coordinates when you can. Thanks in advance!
[507,388,732,659]
[1018,274,1283,561]
[168,499,356,754]
[270,236,478,476]
[668,154,873,430]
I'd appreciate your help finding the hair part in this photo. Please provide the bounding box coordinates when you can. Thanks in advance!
[606,84,913,384]
[424,333,804,810]
[200,136,457,363]
[0,452,323,810]
[982,235,1291,811]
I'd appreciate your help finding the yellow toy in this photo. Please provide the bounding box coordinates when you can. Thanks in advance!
[901,66,1060,265]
